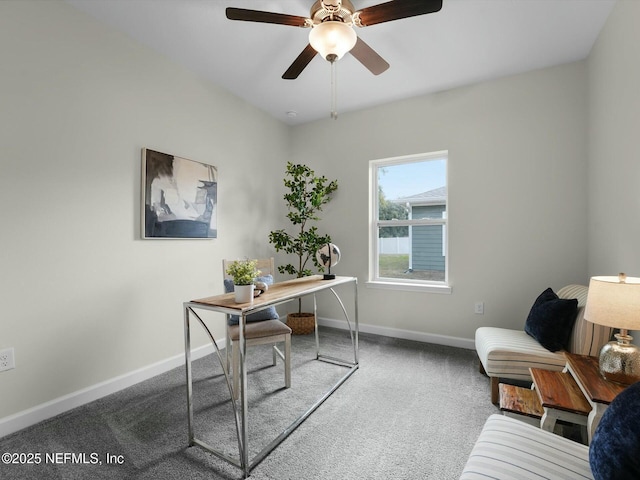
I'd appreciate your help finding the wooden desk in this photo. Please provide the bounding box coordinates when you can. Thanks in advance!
[183,275,358,478]
[564,352,626,443]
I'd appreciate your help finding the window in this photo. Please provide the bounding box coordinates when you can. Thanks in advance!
[369,151,450,293]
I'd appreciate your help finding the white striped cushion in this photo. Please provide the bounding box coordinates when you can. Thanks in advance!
[568,306,613,356]
[556,284,589,305]
[476,327,567,380]
[460,414,593,480]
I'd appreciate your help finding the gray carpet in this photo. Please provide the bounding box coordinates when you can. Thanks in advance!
[0,328,499,479]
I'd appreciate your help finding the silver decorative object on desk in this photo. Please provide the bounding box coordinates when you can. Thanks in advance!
[316,243,341,280]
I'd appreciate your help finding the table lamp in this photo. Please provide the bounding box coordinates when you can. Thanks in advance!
[584,273,640,385]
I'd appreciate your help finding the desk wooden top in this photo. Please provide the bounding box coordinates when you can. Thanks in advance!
[530,367,591,414]
[188,275,356,314]
[565,353,626,404]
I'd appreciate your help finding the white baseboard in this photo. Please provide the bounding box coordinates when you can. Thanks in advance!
[1,322,474,439]
[317,316,475,350]
[0,342,217,439]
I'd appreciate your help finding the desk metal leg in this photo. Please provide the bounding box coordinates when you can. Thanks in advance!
[353,279,359,363]
[184,306,194,446]
[239,313,249,477]
[183,307,245,470]
[314,293,320,358]
[316,282,359,368]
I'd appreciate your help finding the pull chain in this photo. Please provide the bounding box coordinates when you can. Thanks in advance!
[330,59,338,120]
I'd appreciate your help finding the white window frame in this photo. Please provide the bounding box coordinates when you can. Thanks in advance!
[368,151,451,294]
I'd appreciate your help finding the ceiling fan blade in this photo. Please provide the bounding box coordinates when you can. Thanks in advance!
[350,37,389,75]
[226,7,309,27]
[356,0,443,27]
[282,44,318,80]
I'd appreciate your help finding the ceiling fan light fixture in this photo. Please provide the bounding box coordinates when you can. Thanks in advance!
[308,21,356,61]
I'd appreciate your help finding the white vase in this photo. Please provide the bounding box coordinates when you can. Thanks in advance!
[234,284,254,303]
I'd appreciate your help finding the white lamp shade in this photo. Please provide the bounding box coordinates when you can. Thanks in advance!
[309,21,357,60]
[584,275,640,330]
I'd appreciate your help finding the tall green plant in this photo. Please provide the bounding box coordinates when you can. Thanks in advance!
[269,162,338,280]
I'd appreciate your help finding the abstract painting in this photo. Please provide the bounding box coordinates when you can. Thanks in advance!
[142,148,217,239]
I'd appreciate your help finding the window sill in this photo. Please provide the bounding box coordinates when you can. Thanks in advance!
[366,280,452,294]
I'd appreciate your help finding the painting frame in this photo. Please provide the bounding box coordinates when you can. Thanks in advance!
[141,148,217,239]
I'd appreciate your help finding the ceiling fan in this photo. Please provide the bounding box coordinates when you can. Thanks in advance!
[226,0,443,80]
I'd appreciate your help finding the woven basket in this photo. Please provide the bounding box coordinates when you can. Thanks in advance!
[286,312,316,335]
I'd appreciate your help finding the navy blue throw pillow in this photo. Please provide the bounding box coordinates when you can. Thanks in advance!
[524,287,578,352]
[590,381,640,480]
[224,275,278,325]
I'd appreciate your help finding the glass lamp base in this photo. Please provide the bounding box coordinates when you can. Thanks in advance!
[599,333,640,385]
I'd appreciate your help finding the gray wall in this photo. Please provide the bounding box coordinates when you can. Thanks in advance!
[587,0,640,278]
[587,0,640,345]
[291,61,589,340]
[0,1,289,421]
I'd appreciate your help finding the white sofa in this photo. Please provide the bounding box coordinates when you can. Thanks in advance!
[460,414,592,479]
[475,285,611,403]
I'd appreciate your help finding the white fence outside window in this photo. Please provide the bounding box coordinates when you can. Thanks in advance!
[378,237,410,254]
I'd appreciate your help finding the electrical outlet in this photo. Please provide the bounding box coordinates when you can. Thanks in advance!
[0,348,15,372]
[474,302,484,315]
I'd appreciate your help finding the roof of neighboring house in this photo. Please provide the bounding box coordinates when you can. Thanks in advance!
[393,186,446,206]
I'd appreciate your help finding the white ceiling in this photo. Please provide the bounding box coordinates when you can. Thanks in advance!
[64,0,616,125]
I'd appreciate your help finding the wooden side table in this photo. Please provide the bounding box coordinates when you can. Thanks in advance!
[499,353,627,445]
[564,352,626,443]
[498,383,543,426]
[529,367,590,435]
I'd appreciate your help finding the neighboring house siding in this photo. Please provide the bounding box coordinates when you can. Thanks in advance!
[412,205,445,271]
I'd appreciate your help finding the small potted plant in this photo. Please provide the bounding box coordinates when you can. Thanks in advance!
[226,259,261,303]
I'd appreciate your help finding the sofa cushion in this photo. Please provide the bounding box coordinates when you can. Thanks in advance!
[460,414,592,479]
[224,275,278,325]
[589,381,640,480]
[524,287,578,352]
[476,327,567,381]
